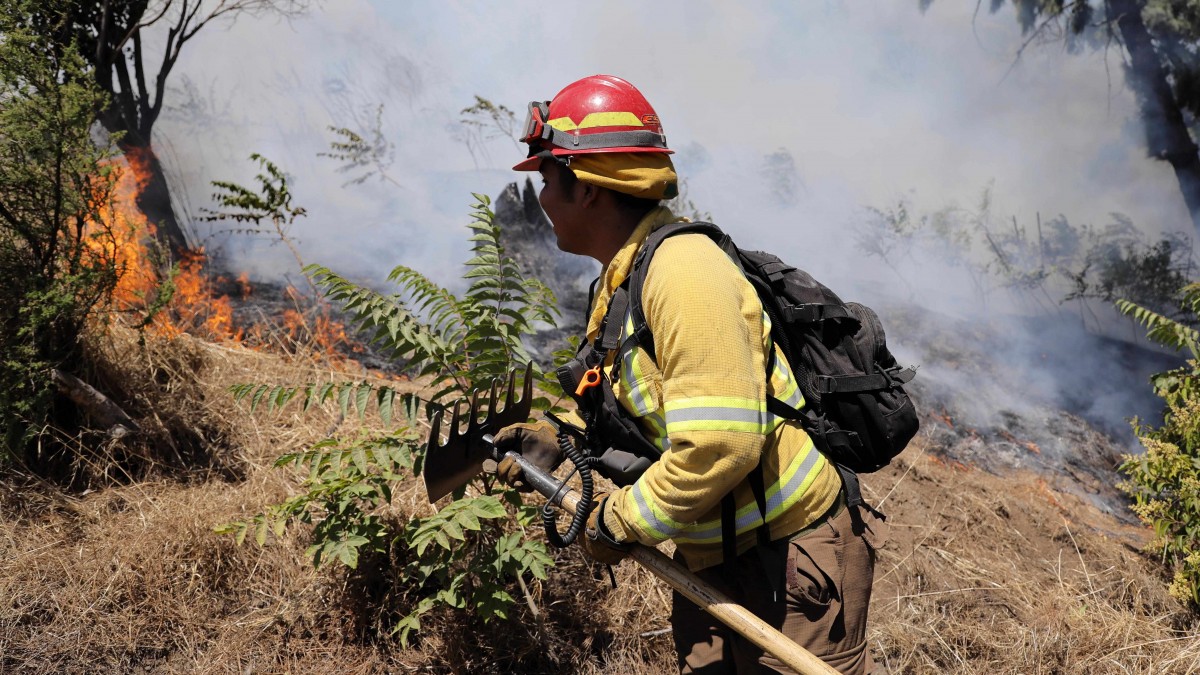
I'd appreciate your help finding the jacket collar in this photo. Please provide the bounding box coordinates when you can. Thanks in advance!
[586,206,683,340]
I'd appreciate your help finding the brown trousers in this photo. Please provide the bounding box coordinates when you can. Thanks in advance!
[671,501,887,674]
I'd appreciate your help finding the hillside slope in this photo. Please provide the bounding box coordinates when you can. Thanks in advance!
[1,323,1196,674]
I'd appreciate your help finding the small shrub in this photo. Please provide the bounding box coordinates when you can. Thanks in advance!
[0,3,121,466]
[220,192,560,644]
[1118,284,1200,605]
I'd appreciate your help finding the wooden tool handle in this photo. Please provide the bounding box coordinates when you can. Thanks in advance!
[504,451,840,675]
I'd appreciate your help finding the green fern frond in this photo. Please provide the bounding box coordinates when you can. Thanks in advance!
[387,266,470,343]
[1117,297,1200,361]
[230,381,421,424]
[304,264,461,381]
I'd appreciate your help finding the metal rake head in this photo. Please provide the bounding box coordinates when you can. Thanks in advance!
[422,363,535,502]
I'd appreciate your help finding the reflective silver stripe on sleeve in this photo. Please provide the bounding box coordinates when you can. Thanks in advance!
[631,481,681,539]
[666,406,763,426]
[765,442,822,515]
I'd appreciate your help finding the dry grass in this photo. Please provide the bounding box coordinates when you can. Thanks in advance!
[864,447,1199,674]
[2,325,1198,673]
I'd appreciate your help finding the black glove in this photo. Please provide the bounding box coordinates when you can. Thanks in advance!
[493,420,563,491]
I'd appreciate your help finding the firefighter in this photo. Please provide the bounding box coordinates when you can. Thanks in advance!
[495,74,886,674]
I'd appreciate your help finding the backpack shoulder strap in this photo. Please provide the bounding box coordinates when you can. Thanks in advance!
[626,221,740,362]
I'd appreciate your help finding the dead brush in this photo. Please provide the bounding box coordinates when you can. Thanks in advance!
[70,316,369,484]
[865,446,1200,674]
[4,331,1199,673]
[0,318,426,673]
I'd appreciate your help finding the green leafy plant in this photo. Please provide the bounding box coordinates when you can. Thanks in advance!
[0,2,121,464]
[1117,283,1200,605]
[219,193,560,644]
[202,154,311,288]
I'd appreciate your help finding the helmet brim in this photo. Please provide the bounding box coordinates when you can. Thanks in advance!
[512,155,541,171]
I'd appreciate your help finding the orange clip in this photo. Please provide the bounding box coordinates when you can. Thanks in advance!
[574,366,602,396]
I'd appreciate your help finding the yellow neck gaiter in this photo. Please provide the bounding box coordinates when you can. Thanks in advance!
[586,205,685,340]
[569,152,679,200]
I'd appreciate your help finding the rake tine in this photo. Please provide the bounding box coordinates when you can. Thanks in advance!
[504,367,519,412]
[479,377,499,427]
[449,400,465,444]
[467,388,483,436]
[520,361,533,406]
[427,407,445,451]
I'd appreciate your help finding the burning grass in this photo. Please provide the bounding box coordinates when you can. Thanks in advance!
[40,152,363,486]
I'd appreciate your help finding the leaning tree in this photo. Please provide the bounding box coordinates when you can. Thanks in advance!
[926,0,1200,240]
[41,0,307,257]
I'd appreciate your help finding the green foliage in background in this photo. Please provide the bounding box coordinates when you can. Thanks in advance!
[219,193,559,644]
[0,0,120,463]
[1118,284,1200,605]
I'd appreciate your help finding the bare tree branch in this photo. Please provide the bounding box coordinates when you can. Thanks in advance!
[132,30,150,133]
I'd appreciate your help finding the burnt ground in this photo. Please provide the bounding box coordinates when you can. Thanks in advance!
[877,300,1181,523]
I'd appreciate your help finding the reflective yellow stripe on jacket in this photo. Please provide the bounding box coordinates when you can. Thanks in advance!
[596,207,842,571]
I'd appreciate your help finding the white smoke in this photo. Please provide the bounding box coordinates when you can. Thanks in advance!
[156,0,1186,434]
[161,1,1185,284]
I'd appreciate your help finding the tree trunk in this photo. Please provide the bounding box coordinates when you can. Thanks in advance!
[120,141,191,260]
[1110,0,1200,238]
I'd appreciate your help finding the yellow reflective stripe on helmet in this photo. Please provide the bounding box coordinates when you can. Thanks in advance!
[547,117,578,131]
[665,396,767,435]
[578,111,644,129]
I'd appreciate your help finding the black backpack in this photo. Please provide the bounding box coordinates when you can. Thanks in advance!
[560,221,918,516]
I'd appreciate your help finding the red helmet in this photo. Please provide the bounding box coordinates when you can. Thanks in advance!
[513,74,672,171]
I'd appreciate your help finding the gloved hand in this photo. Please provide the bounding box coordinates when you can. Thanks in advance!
[581,493,632,565]
[493,420,563,492]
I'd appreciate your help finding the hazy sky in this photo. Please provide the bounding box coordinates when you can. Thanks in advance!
[158,0,1184,301]
[146,0,1191,434]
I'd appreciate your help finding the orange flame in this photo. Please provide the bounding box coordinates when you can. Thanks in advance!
[279,302,357,360]
[90,155,366,368]
[89,157,240,343]
[97,159,160,310]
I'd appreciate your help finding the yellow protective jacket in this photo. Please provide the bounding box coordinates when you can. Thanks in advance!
[593,206,842,571]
